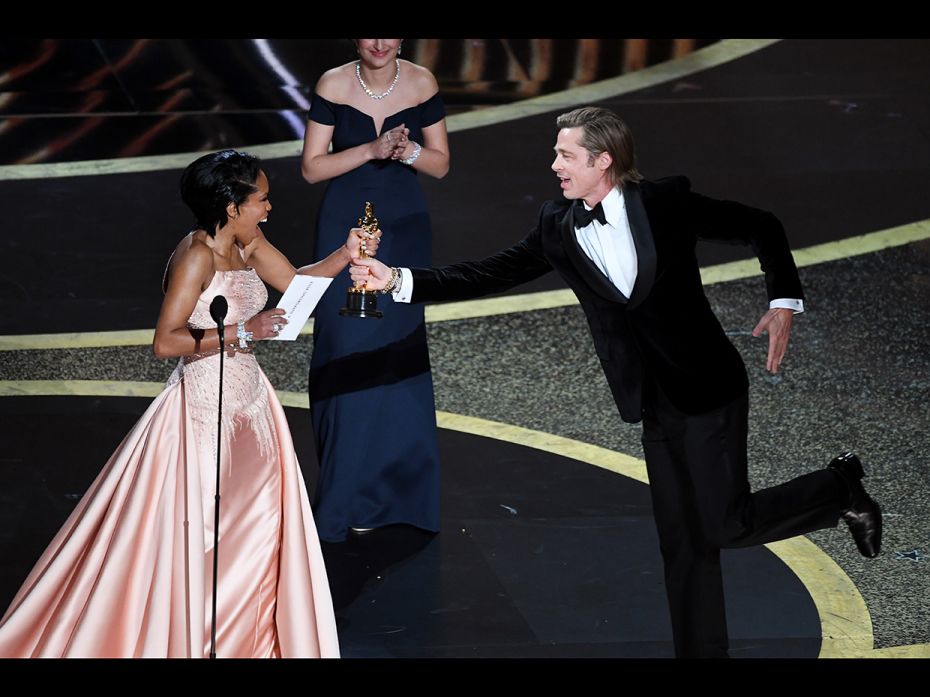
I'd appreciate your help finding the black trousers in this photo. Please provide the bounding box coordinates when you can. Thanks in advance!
[641,382,846,658]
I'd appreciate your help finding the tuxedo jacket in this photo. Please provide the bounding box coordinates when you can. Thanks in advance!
[410,177,804,423]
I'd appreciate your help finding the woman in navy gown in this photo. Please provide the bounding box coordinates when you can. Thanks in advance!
[301,39,450,542]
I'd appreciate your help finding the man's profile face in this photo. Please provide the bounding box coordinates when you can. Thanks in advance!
[551,127,611,205]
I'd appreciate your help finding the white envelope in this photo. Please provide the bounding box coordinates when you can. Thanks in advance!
[269,275,333,340]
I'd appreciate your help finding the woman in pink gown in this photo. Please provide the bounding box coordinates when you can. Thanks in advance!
[0,150,377,658]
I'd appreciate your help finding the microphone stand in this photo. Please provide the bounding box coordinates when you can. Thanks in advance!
[208,295,227,659]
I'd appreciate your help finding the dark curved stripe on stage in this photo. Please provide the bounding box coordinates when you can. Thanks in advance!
[0,395,822,658]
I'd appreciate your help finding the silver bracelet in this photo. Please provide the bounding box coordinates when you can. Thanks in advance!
[236,319,253,349]
[400,141,421,166]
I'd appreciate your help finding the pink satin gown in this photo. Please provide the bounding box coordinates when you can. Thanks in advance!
[0,268,339,658]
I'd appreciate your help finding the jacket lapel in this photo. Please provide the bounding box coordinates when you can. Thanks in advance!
[624,183,657,310]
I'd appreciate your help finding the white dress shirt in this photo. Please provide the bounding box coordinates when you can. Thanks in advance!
[574,187,637,299]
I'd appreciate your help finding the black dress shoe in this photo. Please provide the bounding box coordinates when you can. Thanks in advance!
[828,452,882,558]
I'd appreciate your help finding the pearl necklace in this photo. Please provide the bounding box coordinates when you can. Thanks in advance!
[356,59,400,100]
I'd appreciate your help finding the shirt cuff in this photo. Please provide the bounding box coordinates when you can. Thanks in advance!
[393,267,413,303]
[770,298,804,313]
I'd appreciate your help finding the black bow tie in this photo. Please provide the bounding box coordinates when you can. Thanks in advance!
[573,200,607,229]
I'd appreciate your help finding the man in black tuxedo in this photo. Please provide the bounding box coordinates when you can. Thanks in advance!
[350,106,882,658]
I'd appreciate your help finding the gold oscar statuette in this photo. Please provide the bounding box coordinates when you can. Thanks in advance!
[339,201,383,319]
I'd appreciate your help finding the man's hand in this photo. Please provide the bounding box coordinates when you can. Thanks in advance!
[752,308,794,374]
[350,257,392,290]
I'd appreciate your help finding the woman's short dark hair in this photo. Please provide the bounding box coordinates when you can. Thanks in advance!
[179,150,261,236]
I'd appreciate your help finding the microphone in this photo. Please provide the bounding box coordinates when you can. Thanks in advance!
[210,295,228,343]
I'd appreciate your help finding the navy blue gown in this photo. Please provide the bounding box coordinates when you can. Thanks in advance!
[307,92,444,543]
